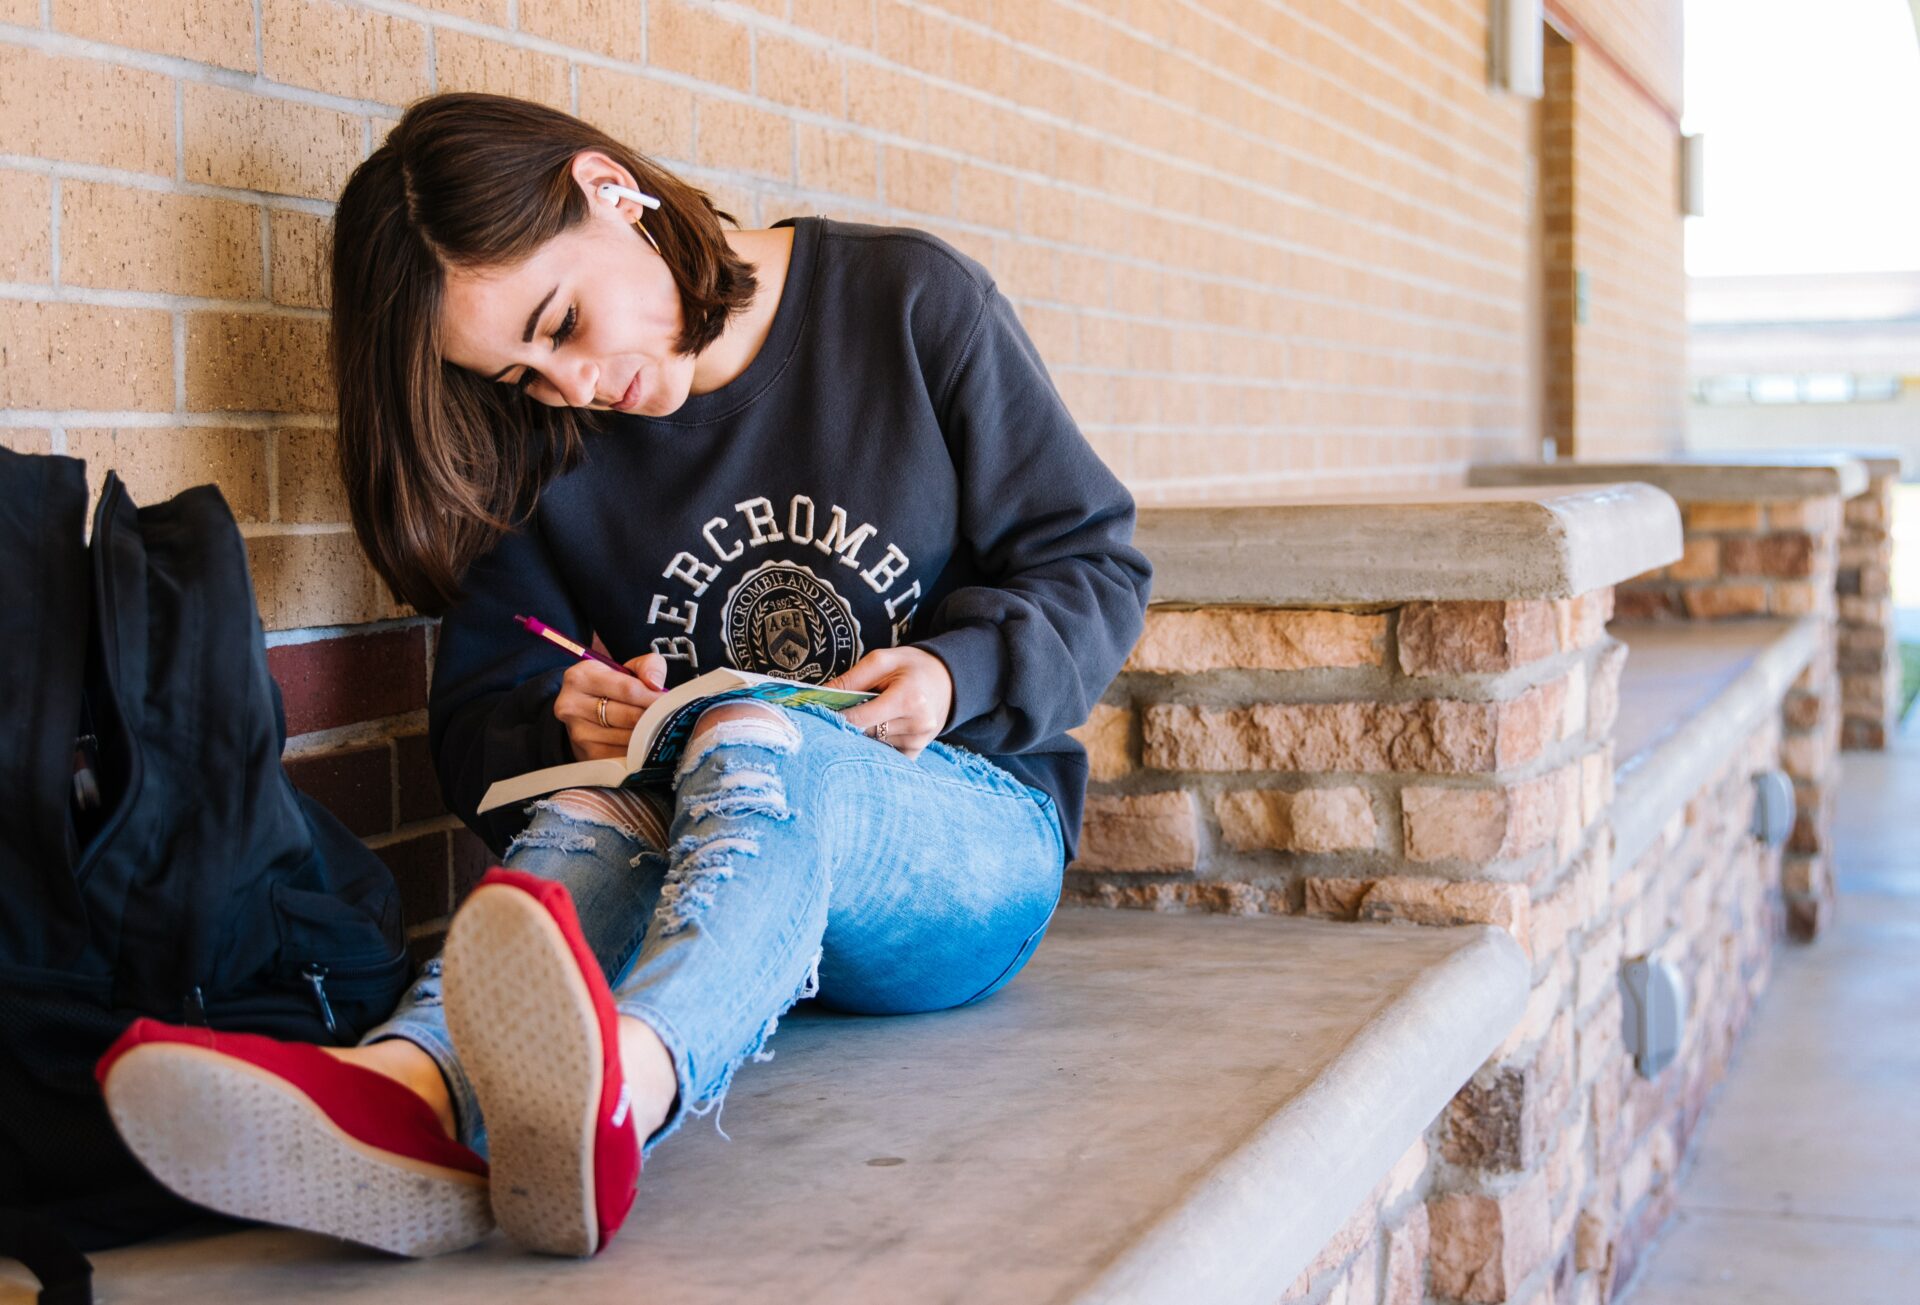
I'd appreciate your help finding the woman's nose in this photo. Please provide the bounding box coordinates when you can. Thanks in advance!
[559,358,599,408]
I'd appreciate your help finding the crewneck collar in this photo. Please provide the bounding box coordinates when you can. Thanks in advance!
[638,214,821,427]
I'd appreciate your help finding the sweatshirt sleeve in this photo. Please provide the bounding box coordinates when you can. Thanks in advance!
[913,281,1153,754]
[427,511,588,854]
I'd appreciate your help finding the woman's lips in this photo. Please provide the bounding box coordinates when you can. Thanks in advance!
[612,369,643,411]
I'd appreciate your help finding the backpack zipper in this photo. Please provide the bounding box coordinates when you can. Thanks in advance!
[300,964,338,1037]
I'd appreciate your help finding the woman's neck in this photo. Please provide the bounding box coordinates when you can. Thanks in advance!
[688,226,795,398]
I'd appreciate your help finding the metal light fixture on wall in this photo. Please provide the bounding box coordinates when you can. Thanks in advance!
[1680,133,1707,216]
[1491,0,1544,98]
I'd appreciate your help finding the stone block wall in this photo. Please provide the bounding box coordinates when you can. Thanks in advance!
[1069,600,1792,1305]
[1069,596,1621,925]
[1837,473,1902,751]
[1609,493,1844,941]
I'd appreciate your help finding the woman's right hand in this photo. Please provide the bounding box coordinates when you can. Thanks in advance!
[556,652,670,762]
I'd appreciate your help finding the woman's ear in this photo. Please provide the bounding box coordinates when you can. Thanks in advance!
[571,150,640,213]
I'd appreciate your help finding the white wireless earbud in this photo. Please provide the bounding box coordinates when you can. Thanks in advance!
[597,182,661,210]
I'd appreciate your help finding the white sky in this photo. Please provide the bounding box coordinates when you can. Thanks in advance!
[1684,0,1920,276]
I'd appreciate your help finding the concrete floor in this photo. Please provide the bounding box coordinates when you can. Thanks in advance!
[1623,671,1920,1304]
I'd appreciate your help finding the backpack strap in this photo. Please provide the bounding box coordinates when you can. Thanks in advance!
[0,1207,93,1305]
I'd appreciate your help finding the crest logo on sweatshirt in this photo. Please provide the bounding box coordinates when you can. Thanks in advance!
[721,558,862,682]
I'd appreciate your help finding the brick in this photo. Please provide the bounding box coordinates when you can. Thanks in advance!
[62,182,264,299]
[1611,588,1683,622]
[1720,533,1815,578]
[1427,1175,1552,1304]
[53,0,254,71]
[269,210,331,310]
[263,0,431,102]
[396,731,449,825]
[1303,876,1370,919]
[695,97,793,180]
[1665,536,1718,581]
[1680,583,1768,620]
[1142,679,1564,775]
[248,530,411,630]
[519,0,645,62]
[0,46,174,177]
[1398,600,1557,675]
[885,145,957,216]
[1215,786,1376,853]
[1067,702,1132,782]
[1684,501,1761,532]
[1444,1064,1539,1171]
[1838,595,1893,626]
[1072,791,1198,872]
[377,829,451,928]
[1580,747,1613,829]
[847,59,928,138]
[1769,581,1821,616]
[757,32,845,116]
[286,742,393,837]
[797,123,879,199]
[1382,1203,1430,1305]
[66,427,269,522]
[0,430,52,455]
[1128,607,1386,672]
[1769,497,1841,533]
[267,626,429,735]
[411,0,507,21]
[185,85,365,201]
[1566,588,1615,648]
[435,30,571,110]
[578,68,696,161]
[956,162,1018,227]
[1065,878,1288,917]
[0,171,52,283]
[274,426,347,523]
[1358,878,1530,945]
[791,0,875,47]
[186,313,333,414]
[1585,642,1626,740]
[649,0,752,92]
[1401,773,1564,863]
[1844,493,1889,529]
[0,302,173,412]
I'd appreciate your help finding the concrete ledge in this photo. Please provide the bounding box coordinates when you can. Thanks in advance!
[1610,617,1823,873]
[45,912,1529,1305]
[1136,483,1682,604]
[1469,453,1870,502]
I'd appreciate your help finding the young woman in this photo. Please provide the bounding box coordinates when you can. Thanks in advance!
[96,92,1151,1260]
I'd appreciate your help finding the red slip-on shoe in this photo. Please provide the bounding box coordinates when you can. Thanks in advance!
[443,867,642,1257]
[94,1019,492,1257]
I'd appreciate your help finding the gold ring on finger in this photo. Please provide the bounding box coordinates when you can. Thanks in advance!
[597,696,610,729]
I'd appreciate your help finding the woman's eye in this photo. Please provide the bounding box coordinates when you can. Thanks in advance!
[512,306,577,393]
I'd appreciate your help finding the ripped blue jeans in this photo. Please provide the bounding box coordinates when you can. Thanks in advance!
[359,699,1066,1160]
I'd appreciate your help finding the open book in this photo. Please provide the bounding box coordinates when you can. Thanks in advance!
[475,667,875,814]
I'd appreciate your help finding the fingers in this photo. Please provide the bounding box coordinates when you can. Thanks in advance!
[556,657,667,761]
[628,652,668,691]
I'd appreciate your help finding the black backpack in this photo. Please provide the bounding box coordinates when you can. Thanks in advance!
[0,448,414,1296]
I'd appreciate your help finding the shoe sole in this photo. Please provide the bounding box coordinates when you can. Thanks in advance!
[444,884,604,1257]
[100,1043,492,1258]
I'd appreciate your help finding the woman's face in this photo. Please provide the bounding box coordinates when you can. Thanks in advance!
[436,160,693,418]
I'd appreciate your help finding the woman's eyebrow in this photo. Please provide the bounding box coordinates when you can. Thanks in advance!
[486,284,559,381]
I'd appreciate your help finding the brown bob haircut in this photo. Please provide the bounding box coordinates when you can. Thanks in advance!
[329,91,757,615]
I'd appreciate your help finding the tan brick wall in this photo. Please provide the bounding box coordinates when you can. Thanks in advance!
[2,0,1683,940]
[1540,27,1687,459]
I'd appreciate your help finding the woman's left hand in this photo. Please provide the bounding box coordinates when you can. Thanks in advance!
[827,647,953,760]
